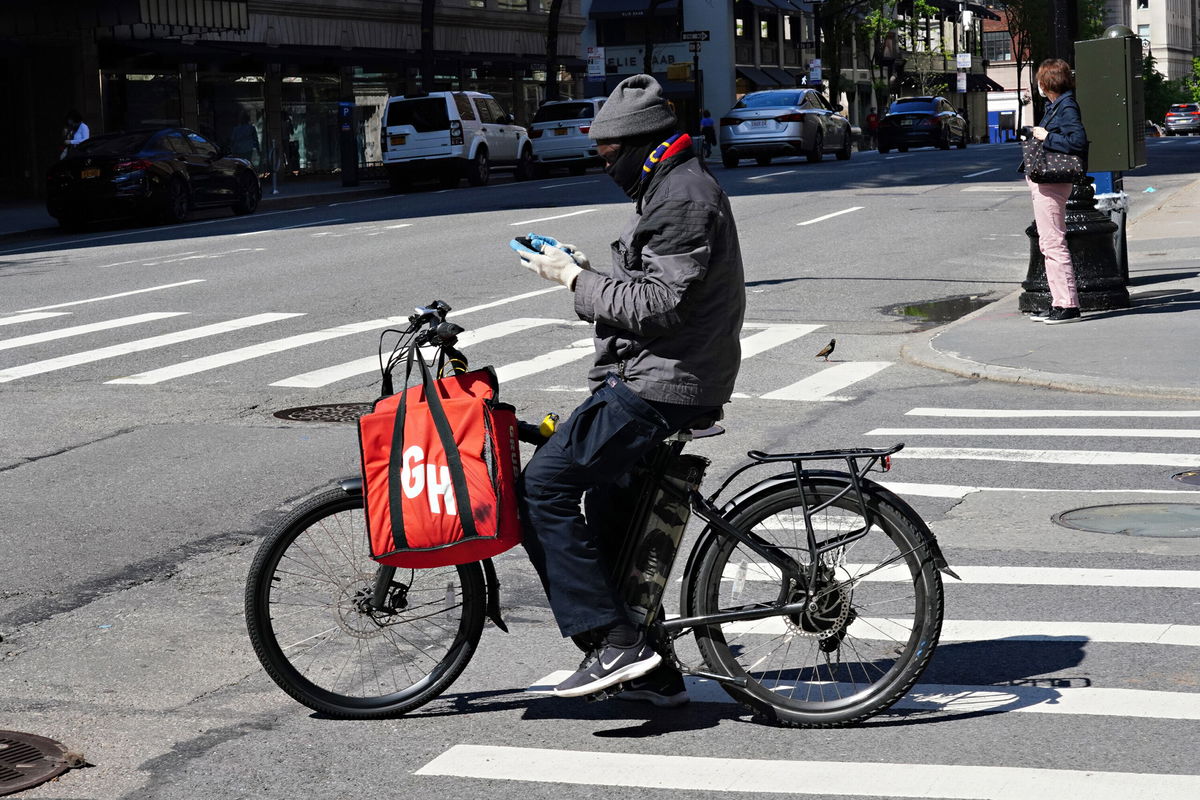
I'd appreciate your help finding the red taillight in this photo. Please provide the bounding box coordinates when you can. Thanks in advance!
[1192,111,1200,116]
[115,159,152,173]
[450,120,463,146]
[579,125,590,134]
[919,117,940,128]
[882,455,892,472]
[530,129,543,138]
[775,113,805,123]
[720,117,740,126]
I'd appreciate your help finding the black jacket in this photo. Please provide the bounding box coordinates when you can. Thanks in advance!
[573,147,746,406]
[1040,90,1088,157]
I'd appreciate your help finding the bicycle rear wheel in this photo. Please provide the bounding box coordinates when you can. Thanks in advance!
[690,476,943,727]
[245,488,486,718]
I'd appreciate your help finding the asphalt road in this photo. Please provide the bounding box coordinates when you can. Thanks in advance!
[3,138,1200,799]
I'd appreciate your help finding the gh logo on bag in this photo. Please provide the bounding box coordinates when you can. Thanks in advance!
[400,445,458,515]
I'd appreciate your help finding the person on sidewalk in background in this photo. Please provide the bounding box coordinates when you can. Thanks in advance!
[229,112,260,167]
[1022,58,1088,325]
[865,108,878,150]
[513,74,745,706]
[700,109,716,158]
[61,110,89,159]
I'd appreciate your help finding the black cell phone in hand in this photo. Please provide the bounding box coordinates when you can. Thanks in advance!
[509,236,537,255]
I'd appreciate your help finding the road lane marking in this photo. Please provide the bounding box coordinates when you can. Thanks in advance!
[270,318,562,388]
[962,185,1026,192]
[13,280,206,313]
[797,206,864,226]
[963,168,1001,177]
[748,169,797,180]
[417,744,1200,798]
[141,247,263,266]
[494,338,593,382]
[0,312,70,327]
[0,312,186,352]
[541,179,600,189]
[99,251,198,268]
[761,361,890,401]
[526,670,1200,720]
[0,313,300,383]
[892,447,1200,466]
[717,562,1200,589]
[236,218,344,236]
[869,427,1200,438]
[509,209,596,226]
[738,323,823,358]
[908,407,1200,418]
[327,196,396,207]
[0,208,313,256]
[723,617,1200,646]
[108,314,415,384]
[881,481,1200,498]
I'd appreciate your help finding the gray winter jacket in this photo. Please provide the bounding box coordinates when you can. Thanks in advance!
[573,148,745,406]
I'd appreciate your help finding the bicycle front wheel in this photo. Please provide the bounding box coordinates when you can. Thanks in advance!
[690,477,943,727]
[245,488,486,718]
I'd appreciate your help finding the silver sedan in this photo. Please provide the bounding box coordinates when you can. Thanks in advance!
[719,88,853,167]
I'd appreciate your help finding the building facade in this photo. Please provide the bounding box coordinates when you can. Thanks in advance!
[1128,0,1199,80]
[0,1,587,201]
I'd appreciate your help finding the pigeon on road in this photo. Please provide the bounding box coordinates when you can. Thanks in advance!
[815,338,836,361]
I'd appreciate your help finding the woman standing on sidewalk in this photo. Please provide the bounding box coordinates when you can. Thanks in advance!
[1024,58,1088,324]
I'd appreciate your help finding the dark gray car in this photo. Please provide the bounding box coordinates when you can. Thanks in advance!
[719,89,853,167]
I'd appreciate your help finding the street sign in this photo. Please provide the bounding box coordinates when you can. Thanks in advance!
[956,52,972,70]
[681,30,709,42]
[808,58,822,84]
[586,46,605,77]
[688,41,701,53]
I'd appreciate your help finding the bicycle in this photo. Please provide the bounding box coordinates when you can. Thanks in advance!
[245,301,957,728]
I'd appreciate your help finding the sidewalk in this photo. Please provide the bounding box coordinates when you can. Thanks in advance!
[0,175,388,238]
[904,176,1200,400]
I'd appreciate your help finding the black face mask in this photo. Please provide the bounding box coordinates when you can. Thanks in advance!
[603,134,666,200]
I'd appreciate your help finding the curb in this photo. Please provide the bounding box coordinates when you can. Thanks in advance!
[900,288,1200,401]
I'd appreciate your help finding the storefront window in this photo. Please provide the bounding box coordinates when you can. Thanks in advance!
[197,72,265,164]
[102,73,181,131]
[281,73,340,174]
[497,0,528,9]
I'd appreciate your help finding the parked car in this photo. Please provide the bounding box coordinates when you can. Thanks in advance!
[529,97,606,176]
[1163,103,1200,135]
[719,88,853,167]
[877,96,968,152]
[381,91,533,190]
[45,128,261,229]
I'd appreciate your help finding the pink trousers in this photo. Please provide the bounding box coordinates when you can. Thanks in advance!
[1027,177,1079,308]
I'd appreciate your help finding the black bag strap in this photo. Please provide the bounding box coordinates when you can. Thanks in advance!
[386,341,479,551]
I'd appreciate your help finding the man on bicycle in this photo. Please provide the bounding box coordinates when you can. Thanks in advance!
[514,74,746,702]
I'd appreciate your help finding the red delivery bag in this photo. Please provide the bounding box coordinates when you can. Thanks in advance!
[358,351,521,568]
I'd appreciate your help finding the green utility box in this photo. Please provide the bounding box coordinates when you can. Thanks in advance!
[1075,32,1146,172]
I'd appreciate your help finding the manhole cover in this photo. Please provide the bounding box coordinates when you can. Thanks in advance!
[1172,469,1200,486]
[0,731,72,795]
[273,403,373,423]
[1054,503,1200,538]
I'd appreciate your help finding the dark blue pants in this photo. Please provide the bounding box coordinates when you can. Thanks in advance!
[518,374,715,638]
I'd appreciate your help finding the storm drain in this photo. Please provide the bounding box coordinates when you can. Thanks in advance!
[274,403,374,423]
[1172,469,1200,487]
[1053,503,1200,538]
[0,731,75,796]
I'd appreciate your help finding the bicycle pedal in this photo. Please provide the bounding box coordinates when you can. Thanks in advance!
[584,682,629,703]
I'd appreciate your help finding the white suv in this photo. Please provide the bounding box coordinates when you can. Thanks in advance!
[381,91,533,189]
[529,97,606,176]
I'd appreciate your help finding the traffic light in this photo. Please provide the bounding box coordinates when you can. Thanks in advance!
[1074,28,1146,172]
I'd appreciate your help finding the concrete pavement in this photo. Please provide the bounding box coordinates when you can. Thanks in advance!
[904,176,1200,400]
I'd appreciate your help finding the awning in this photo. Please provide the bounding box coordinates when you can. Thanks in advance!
[762,66,797,87]
[736,66,780,87]
[587,0,678,18]
[746,0,776,9]
[769,0,796,11]
[929,72,1005,92]
[1,1,248,37]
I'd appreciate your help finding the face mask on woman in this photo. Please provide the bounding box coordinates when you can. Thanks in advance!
[1037,84,1047,98]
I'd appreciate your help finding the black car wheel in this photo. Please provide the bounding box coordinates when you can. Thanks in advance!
[160,178,191,224]
[898,145,909,153]
[387,166,410,192]
[568,163,587,176]
[55,214,86,232]
[722,151,739,168]
[807,131,823,163]
[836,129,852,160]
[879,145,891,154]
[957,132,968,149]
[756,155,772,166]
[467,149,490,186]
[514,146,534,181]
[231,172,261,215]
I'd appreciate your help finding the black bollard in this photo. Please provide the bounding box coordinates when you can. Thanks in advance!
[1019,177,1130,313]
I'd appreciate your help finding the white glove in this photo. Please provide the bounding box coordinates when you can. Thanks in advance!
[556,243,591,270]
[520,244,584,290]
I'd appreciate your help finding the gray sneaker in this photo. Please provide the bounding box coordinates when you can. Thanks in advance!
[552,637,662,698]
[616,665,690,708]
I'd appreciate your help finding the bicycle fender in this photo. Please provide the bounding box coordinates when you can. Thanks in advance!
[337,476,363,495]
[481,558,509,632]
[859,481,959,580]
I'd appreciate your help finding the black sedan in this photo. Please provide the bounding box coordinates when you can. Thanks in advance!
[46,128,261,229]
[877,96,968,153]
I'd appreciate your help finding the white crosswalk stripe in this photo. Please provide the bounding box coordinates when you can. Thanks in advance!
[761,361,892,401]
[0,311,71,327]
[0,312,187,353]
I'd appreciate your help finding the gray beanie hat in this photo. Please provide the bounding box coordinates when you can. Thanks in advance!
[588,74,678,140]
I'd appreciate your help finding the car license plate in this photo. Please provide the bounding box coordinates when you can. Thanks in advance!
[80,168,101,179]
[554,128,568,136]
[750,120,769,128]
[900,119,913,127]
[390,134,407,146]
